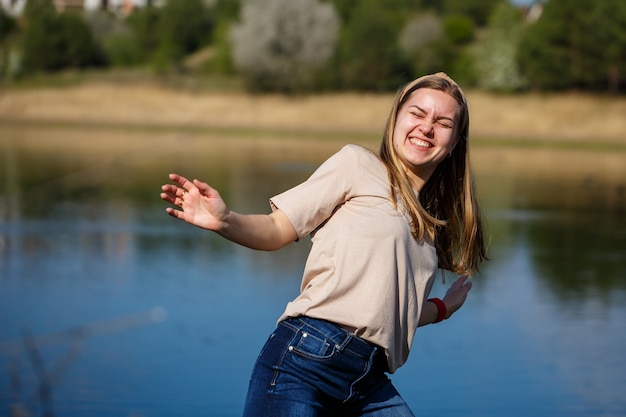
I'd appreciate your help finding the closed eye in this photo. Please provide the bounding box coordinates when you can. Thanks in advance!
[408,106,454,128]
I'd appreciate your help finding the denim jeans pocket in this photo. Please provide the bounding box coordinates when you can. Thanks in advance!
[270,318,380,403]
[290,328,337,360]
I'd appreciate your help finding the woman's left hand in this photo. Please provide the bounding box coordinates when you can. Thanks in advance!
[442,275,472,318]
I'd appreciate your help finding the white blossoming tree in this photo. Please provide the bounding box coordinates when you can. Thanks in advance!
[230,0,339,92]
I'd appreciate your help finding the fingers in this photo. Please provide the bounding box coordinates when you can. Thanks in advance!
[168,173,193,191]
[165,206,185,219]
[160,191,184,209]
[161,184,186,198]
[439,275,474,320]
[456,275,472,294]
[193,178,216,197]
[162,173,195,200]
[166,173,199,199]
[452,274,471,289]
[161,174,193,211]
[162,175,221,223]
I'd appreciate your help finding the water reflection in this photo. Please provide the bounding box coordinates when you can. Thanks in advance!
[1,126,625,417]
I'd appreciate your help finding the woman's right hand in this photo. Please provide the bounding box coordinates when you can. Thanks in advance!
[442,275,472,318]
[160,173,229,232]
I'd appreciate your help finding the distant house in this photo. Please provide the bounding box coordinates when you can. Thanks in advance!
[53,0,85,12]
[94,0,166,13]
[54,0,136,14]
[0,0,164,16]
[0,0,86,14]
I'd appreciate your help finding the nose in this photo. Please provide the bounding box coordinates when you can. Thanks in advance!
[418,119,434,136]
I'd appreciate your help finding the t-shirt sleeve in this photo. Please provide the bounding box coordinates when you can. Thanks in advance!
[269,145,361,239]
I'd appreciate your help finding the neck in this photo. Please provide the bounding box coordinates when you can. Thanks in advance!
[405,167,432,192]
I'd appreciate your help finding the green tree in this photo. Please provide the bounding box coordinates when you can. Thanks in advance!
[0,7,16,41]
[21,0,105,73]
[332,1,409,91]
[328,0,420,25]
[518,0,626,92]
[126,4,161,62]
[205,0,241,74]
[443,0,500,26]
[441,14,476,87]
[102,26,144,67]
[443,14,474,45]
[213,0,240,22]
[22,0,56,21]
[210,19,235,74]
[153,0,213,69]
[582,0,626,92]
[0,7,17,77]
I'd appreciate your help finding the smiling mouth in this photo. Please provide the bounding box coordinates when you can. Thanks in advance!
[409,138,432,148]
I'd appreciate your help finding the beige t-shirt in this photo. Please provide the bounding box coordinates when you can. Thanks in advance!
[270,144,438,373]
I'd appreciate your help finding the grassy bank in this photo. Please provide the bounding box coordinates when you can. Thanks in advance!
[1,77,624,149]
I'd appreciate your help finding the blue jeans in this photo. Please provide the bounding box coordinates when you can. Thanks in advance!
[243,316,415,417]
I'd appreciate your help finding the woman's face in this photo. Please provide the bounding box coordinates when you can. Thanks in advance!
[392,87,460,189]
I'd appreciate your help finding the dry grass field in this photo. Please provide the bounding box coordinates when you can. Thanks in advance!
[0,81,624,146]
[0,81,624,210]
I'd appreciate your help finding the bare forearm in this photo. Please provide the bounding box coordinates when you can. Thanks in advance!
[418,299,443,327]
[218,210,297,251]
[162,175,297,250]
[418,275,472,326]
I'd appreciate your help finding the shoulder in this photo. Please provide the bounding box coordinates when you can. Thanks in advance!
[313,144,388,187]
[336,144,382,167]
[339,143,377,158]
[333,144,389,191]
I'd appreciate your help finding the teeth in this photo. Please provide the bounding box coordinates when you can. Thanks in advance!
[410,138,431,148]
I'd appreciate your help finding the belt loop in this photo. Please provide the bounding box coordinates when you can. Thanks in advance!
[335,333,354,353]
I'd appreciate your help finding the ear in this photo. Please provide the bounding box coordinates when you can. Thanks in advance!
[446,130,465,159]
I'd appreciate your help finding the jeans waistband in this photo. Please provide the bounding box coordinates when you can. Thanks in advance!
[281,316,379,360]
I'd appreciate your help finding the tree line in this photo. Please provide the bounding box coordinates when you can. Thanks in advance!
[0,0,624,93]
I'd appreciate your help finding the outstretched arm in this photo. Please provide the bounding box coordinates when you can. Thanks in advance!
[160,173,297,251]
[418,275,472,326]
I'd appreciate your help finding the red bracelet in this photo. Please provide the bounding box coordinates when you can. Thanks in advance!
[428,298,447,323]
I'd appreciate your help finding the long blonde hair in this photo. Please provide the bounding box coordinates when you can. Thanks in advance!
[379,73,487,275]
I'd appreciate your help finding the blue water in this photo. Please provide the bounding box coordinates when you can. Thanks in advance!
[1,136,625,416]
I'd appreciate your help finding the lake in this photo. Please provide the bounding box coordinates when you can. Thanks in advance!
[1,125,625,417]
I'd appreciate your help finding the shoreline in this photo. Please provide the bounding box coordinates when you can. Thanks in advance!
[0,82,625,145]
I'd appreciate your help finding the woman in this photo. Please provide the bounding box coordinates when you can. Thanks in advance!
[160,72,487,416]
